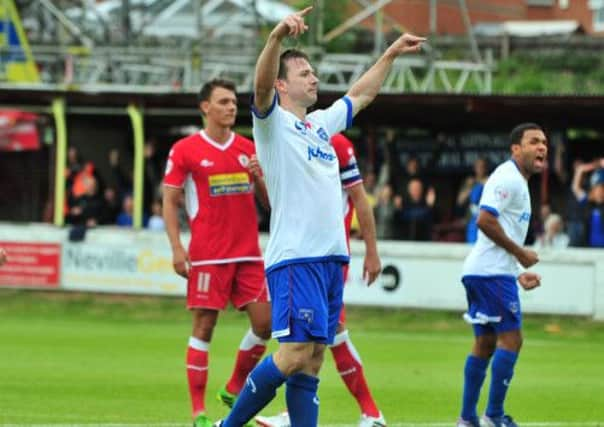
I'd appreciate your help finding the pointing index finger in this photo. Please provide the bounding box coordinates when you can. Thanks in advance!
[298,6,313,17]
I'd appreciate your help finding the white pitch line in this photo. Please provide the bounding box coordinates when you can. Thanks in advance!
[2,423,603,427]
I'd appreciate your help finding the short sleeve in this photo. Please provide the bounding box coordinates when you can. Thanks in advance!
[251,93,280,145]
[479,175,519,217]
[163,144,188,188]
[319,96,353,136]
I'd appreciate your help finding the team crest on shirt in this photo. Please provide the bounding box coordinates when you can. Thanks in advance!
[238,154,250,168]
[494,186,509,201]
[316,127,329,142]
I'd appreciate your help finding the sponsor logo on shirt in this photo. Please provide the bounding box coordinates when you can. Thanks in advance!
[208,173,250,196]
[295,120,312,135]
[307,145,336,162]
[200,159,214,168]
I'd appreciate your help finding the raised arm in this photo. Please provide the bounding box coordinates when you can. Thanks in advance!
[346,33,425,116]
[571,162,595,201]
[254,6,313,113]
[347,184,381,285]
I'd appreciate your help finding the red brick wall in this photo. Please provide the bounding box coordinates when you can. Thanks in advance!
[527,0,597,34]
[351,0,601,35]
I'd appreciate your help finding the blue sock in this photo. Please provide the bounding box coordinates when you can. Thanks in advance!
[223,355,286,427]
[486,349,518,419]
[286,373,320,427]
[460,355,489,423]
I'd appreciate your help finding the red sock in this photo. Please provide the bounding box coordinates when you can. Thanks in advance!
[186,337,209,417]
[225,330,267,395]
[330,330,380,418]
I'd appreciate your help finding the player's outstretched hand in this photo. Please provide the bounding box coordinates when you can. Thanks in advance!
[248,155,264,180]
[516,248,539,268]
[272,6,312,39]
[0,247,7,266]
[386,33,426,57]
[363,252,382,286]
[518,272,541,290]
[172,245,190,279]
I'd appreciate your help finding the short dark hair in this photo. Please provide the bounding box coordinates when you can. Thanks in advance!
[198,78,237,104]
[509,123,543,146]
[278,49,311,80]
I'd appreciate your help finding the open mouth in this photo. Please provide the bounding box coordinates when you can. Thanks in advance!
[534,154,545,167]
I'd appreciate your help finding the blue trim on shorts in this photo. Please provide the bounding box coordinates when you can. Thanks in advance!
[265,255,349,275]
[251,93,278,119]
[480,205,499,217]
[342,96,353,129]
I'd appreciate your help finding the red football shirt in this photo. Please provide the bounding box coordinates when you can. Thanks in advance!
[163,130,262,265]
[332,133,363,242]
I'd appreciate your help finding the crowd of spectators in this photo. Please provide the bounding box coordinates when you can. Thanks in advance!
[62,130,604,250]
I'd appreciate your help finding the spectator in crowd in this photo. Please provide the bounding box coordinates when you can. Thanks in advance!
[456,158,489,243]
[108,148,133,199]
[99,186,121,225]
[147,199,165,231]
[374,184,398,240]
[116,193,134,227]
[533,213,569,250]
[398,178,435,241]
[144,139,164,212]
[65,146,100,212]
[572,159,604,248]
[0,247,7,266]
[66,175,104,228]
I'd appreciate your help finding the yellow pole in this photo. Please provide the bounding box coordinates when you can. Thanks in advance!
[52,98,67,227]
[127,104,145,229]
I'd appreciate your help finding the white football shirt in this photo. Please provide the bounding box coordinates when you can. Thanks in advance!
[462,159,531,278]
[252,95,353,272]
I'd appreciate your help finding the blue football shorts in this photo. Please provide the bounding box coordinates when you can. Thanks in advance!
[266,261,344,345]
[461,275,522,336]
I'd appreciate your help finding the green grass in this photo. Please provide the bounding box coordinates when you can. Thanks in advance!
[1,289,603,425]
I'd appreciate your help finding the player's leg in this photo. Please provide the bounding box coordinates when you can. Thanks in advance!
[458,331,495,427]
[188,308,219,427]
[458,277,498,427]
[330,264,384,423]
[222,262,334,427]
[330,322,386,426]
[219,262,271,406]
[481,277,523,427]
[482,330,522,427]
[186,265,231,427]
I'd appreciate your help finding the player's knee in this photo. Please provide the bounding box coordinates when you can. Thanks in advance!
[275,345,314,375]
[252,324,272,341]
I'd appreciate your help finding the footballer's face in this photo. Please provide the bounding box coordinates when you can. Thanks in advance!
[201,86,238,128]
[513,128,548,177]
[277,57,319,108]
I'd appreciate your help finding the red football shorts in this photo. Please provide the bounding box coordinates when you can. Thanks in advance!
[187,261,268,310]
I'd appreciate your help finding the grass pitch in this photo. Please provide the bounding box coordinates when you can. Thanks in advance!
[0,289,603,425]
